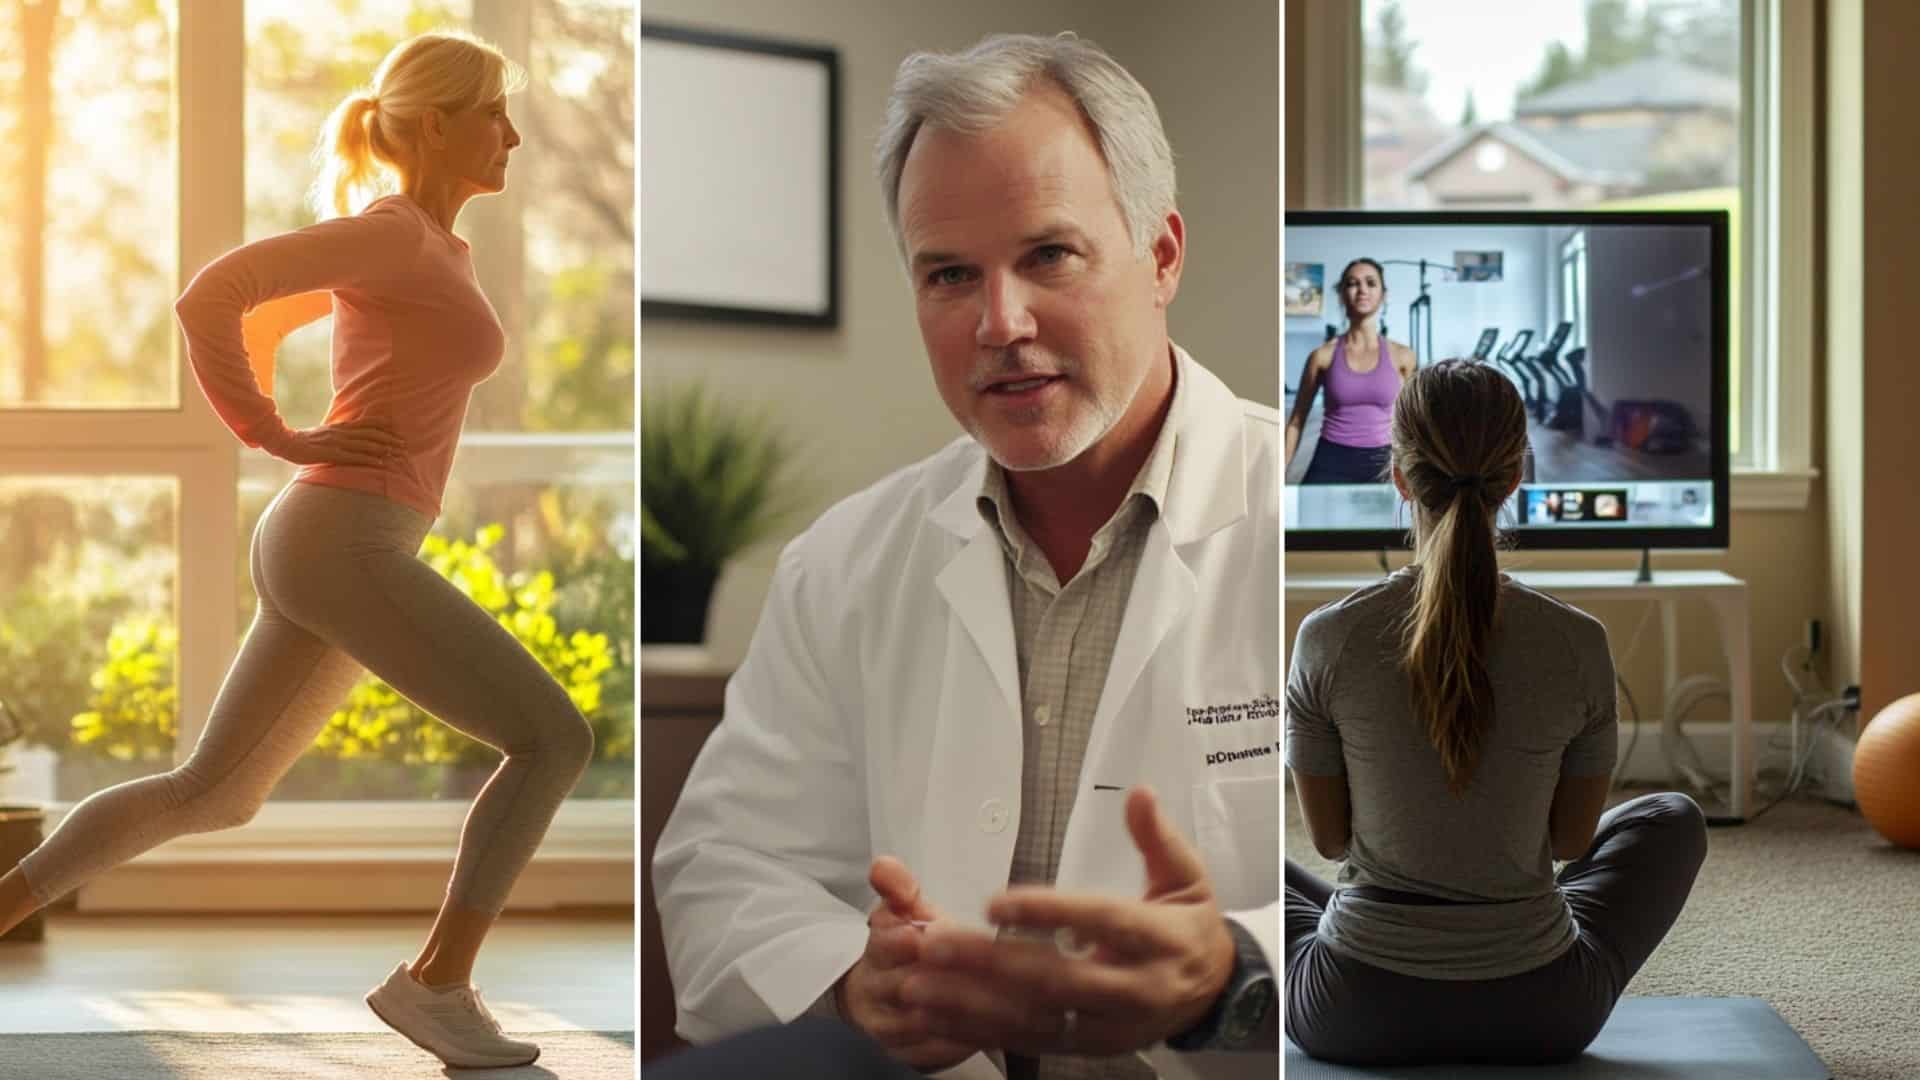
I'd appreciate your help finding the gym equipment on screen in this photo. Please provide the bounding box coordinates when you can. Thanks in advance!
[1285,210,1730,557]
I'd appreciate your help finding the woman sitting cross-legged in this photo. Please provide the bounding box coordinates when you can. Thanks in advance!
[1283,359,1708,1067]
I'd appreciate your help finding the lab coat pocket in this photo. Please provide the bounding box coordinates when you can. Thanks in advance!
[1189,775,1280,909]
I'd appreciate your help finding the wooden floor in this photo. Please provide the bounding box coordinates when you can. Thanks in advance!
[1526,423,1709,482]
[0,911,633,1034]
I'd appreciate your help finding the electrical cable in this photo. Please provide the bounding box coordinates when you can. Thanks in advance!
[1663,673,1729,793]
[1636,634,1853,825]
[1611,672,1642,792]
[1780,642,1823,703]
[1743,697,1854,822]
[1608,600,1660,792]
[1587,606,1851,825]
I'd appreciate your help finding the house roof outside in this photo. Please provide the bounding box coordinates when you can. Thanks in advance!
[1404,121,1649,187]
[1514,56,1739,117]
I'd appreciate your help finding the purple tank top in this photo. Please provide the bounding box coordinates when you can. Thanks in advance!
[1320,336,1401,448]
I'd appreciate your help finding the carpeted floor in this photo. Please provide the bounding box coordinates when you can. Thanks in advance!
[0,1030,635,1080]
[1285,787,1920,1080]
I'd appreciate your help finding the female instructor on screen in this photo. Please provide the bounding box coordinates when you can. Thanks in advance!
[1284,258,1418,484]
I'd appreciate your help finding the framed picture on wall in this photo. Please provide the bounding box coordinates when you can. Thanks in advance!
[1455,250,1504,282]
[1285,262,1323,317]
[640,22,840,327]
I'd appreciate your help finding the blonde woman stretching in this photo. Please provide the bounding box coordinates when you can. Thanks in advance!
[0,32,591,1070]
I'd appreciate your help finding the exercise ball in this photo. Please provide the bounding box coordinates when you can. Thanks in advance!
[1853,692,1920,849]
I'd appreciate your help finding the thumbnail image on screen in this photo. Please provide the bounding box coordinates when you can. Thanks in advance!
[1284,218,1718,537]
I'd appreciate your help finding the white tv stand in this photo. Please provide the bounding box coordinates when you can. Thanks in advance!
[1285,568,1753,821]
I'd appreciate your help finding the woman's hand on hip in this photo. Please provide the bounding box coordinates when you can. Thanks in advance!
[279,422,407,467]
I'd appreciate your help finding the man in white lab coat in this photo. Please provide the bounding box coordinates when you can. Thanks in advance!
[653,31,1279,1080]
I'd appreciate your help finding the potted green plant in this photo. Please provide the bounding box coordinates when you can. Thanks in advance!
[641,380,804,650]
[0,696,47,943]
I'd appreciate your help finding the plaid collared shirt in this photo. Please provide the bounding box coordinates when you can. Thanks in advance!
[974,415,1176,1080]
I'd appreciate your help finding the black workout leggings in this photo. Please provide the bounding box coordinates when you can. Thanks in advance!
[648,1019,920,1080]
[1302,438,1392,485]
[1285,792,1708,1067]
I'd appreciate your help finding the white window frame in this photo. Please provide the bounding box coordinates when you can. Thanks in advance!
[1560,229,1588,352]
[0,1,633,908]
[1292,0,1817,511]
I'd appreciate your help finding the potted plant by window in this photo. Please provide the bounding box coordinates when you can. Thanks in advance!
[0,696,47,943]
[640,380,803,660]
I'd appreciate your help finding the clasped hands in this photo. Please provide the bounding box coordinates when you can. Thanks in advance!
[833,786,1236,1070]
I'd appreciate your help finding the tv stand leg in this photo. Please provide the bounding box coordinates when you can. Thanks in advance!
[1635,548,1654,584]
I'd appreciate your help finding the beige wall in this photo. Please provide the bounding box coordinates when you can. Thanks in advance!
[1855,0,1920,718]
[1823,0,1920,720]
[642,1,1279,664]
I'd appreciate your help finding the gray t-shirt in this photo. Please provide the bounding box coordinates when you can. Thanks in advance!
[1284,567,1618,980]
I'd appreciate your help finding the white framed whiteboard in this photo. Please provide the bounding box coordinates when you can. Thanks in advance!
[640,23,840,327]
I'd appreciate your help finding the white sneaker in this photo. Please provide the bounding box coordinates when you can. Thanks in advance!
[365,961,541,1069]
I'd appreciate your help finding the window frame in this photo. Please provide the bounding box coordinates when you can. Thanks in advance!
[1560,228,1588,352]
[0,0,633,902]
[1292,0,1817,511]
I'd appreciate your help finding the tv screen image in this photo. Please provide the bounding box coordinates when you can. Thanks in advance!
[1284,210,1729,553]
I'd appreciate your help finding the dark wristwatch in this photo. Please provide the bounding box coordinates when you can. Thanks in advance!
[1165,918,1275,1052]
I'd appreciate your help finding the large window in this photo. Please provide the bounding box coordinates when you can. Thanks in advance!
[1,2,633,828]
[1361,0,1746,456]
[0,478,179,802]
[0,0,176,409]
[1297,0,1814,499]
[1,0,185,807]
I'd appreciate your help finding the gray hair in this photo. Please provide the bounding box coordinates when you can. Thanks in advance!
[874,32,1177,259]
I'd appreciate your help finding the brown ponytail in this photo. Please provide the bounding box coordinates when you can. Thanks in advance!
[1389,360,1531,794]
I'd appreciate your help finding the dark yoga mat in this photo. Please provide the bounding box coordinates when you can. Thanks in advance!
[1285,996,1830,1079]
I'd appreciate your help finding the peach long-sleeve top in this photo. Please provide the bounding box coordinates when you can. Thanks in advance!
[174,193,504,518]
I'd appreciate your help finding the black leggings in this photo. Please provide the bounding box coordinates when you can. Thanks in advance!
[1285,792,1708,1067]
[1302,438,1392,485]
[648,1019,920,1080]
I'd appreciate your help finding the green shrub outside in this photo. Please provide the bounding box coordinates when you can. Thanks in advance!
[46,524,632,799]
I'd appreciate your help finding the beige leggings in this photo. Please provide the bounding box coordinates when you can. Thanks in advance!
[19,481,593,914]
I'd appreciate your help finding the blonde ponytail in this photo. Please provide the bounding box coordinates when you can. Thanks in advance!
[305,30,527,221]
[310,92,395,220]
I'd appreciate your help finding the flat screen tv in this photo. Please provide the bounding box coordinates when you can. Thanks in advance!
[1284,209,1729,555]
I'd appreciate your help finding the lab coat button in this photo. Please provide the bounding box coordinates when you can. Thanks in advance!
[1034,705,1052,728]
[979,799,1009,834]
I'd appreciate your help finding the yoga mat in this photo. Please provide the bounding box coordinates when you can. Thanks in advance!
[1285,996,1830,1078]
[0,1029,634,1080]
